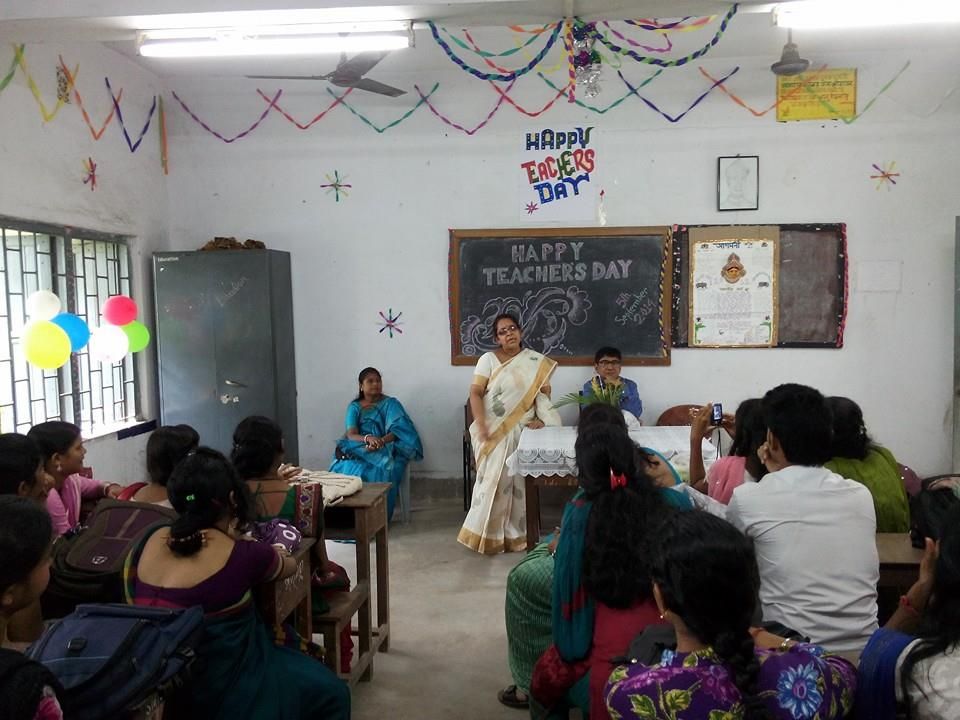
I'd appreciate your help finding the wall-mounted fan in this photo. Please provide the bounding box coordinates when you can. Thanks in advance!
[248,50,405,97]
[771,29,810,76]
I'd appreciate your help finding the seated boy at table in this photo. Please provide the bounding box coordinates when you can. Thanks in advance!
[581,346,643,422]
[726,383,879,654]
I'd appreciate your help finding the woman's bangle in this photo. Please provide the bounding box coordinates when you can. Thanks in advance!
[778,637,794,652]
[363,435,371,444]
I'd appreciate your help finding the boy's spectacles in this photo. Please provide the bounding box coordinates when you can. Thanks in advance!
[597,359,621,367]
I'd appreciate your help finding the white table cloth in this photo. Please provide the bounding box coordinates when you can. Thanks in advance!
[511,425,717,480]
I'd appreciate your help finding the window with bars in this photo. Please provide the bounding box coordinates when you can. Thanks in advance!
[0,218,139,434]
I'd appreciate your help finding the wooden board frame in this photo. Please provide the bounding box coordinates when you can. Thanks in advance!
[449,226,673,366]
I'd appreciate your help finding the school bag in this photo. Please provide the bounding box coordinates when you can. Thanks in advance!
[26,603,204,720]
[41,499,177,618]
[0,648,64,720]
[909,475,960,548]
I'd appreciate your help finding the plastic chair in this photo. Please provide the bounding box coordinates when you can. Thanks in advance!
[655,404,703,427]
[463,401,476,512]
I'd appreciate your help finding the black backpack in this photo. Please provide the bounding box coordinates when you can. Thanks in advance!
[26,603,203,720]
[41,499,177,618]
[0,648,64,720]
[909,475,960,548]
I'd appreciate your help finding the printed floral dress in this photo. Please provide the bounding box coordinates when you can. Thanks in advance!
[605,644,856,720]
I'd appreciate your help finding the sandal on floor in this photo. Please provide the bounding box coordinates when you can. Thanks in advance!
[497,685,529,710]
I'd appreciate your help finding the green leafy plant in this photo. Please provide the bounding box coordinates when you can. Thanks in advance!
[553,377,624,410]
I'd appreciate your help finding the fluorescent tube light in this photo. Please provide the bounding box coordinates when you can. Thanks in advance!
[775,0,960,29]
[138,23,412,58]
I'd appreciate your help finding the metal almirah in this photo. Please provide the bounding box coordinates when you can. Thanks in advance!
[153,249,298,461]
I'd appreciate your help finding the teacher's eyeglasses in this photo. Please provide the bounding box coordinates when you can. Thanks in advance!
[497,325,519,336]
[597,359,621,367]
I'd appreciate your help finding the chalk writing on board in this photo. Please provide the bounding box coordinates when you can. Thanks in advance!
[614,290,658,327]
[215,276,248,307]
[460,286,592,356]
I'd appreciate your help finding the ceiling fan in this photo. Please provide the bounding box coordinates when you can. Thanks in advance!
[247,50,406,97]
[770,29,810,76]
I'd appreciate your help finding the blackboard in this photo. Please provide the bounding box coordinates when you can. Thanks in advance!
[672,224,846,347]
[449,227,672,366]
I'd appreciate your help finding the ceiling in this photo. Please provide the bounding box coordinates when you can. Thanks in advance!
[2,1,958,80]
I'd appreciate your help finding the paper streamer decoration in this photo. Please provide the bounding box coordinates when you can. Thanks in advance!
[539,70,662,113]
[0,45,19,94]
[102,295,138,326]
[378,309,403,338]
[105,78,157,152]
[88,325,129,364]
[587,4,738,67]
[14,45,77,122]
[57,58,121,141]
[416,79,516,135]
[23,321,71,369]
[441,23,557,58]
[320,170,351,202]
[618,66,739,122]
[803,61,911,124]
[82,157,97,190]
[625,16,716,32]
[172,89,281,143]
[159,95,169,175]
[871,162,900,190]
[328,84,437,133]
[699,64,829,117]
[26,291,62,320]
[256,87,353,130]
[51,313,91,351]
[121,321,151,353]
[428,20,563,81]
[601,22,673,53]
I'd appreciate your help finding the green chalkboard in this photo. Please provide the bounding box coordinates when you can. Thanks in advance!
[449,227,672,366]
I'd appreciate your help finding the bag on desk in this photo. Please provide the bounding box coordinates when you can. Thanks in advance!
[910,475,960,548]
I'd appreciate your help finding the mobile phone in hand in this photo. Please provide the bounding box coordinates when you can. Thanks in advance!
[711,403,723,425]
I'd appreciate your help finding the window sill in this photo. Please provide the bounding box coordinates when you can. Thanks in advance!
[83,419,156,442]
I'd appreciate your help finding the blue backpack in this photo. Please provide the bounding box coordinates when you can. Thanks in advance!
[26,603,204,720]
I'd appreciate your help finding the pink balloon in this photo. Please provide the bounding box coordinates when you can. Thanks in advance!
[102,295,138,326]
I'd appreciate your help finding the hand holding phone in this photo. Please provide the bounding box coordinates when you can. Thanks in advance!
[711,403,723,426]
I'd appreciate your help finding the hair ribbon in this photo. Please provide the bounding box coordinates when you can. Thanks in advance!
[610,469,627,490]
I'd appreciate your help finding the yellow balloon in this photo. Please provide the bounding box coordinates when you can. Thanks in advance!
[23,321,72,369]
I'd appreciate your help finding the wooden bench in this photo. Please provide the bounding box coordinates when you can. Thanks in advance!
[257,538,315,640]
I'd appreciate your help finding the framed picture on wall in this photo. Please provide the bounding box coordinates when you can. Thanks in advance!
[717,156,759,211]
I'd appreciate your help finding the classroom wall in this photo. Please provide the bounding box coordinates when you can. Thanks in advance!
[163,18,960,481]
[0,42,169,480]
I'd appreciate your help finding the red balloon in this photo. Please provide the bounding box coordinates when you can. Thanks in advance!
[102,295,138,326]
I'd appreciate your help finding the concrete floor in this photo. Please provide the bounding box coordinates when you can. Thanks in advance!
[326,499,548,720]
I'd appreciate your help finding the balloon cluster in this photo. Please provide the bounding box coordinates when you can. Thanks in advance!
[22,291,150,370]
[572,21,602,98]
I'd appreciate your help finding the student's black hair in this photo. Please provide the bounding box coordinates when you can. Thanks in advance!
[900,503,960,718]
[729,399,768,481]
[146,425,200,487]
[578,402,627,432]
[26,421,81,462]
[651,511,770,720]
[166,447,253,557]
[0,495,53,597]
[826,396,873,461]
[0,433,43,496]
[593,346,622,364]
[231,416,284,480]
[576,423,667,608]
[761,383,832,466]
[355,367,382,402]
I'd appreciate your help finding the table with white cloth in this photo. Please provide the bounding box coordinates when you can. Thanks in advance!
[513,425,718,550]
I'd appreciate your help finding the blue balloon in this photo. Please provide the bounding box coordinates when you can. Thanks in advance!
[51,313,91,352]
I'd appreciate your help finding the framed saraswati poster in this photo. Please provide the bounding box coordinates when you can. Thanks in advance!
[689,235,779,348]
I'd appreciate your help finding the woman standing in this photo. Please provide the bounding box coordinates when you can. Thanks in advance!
[330,367,423,520]
[458,313,560,555]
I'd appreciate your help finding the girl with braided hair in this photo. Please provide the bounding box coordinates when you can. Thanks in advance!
[605,511,856,719]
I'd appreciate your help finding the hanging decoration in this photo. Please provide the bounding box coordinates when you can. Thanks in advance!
[699,64,829,117]
[325,84,436,133]
[585,4,739,68]
[121,320,151,353]
[105,78,157,152]
[428,20,563,82]
[377,309,404,338]
[256,87,353,130]
[26,291,62,321]
[171,89,281,143]
[89,325,129,364]
[56,65,71,104]
[14,45,77,122]
[0,45,19,94]
[600,22,673,54]
[51,313,90,351]
[57,59,122,140]
[625,16,716,32]
[870,162,900,190]
[158,95,169,175]
[803,61,910,125]
[416,79,516,135]
[82,157,97,190]
[539,69,663,114]
[572,20,602,99]
[618,66,739,123]
[23,321,72,370]
[320,170,352,202]
[440,23,557,58]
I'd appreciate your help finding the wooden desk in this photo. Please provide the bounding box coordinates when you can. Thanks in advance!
[524,474,578,551]
[877,533,923,588]
[257,537,316,640]
[321,483,390,684]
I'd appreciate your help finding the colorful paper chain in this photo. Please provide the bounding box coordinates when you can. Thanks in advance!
[327,83,438,133]
[255,87,354,129]
[601,21,673,53]
[58,57,122,140]
[587,4,739,67]
[618,66,740,123]
[625,16,715,32]
[0,45,20,93]
[538,70,663,113]
[699,65,829,117]
[105,78,157,152]
[428,19,563,81]
[803,61,911,124]
[439,23,557,58]
[158,96,169,174]
[15,44,76,122]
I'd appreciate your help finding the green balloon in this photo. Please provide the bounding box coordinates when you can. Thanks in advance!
[121,321,151,353]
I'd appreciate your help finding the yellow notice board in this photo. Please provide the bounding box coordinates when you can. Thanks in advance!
[777,69,857,122]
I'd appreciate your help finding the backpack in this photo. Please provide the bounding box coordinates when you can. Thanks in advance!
[0,648,64,720]
[909,475,960,548]
[26,603,204,720]
[41,499,177,618]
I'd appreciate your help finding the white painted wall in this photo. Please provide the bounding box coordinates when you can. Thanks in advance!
[1,42,169,481]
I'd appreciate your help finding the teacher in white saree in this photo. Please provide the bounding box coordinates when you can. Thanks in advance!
[458,313,561,555]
